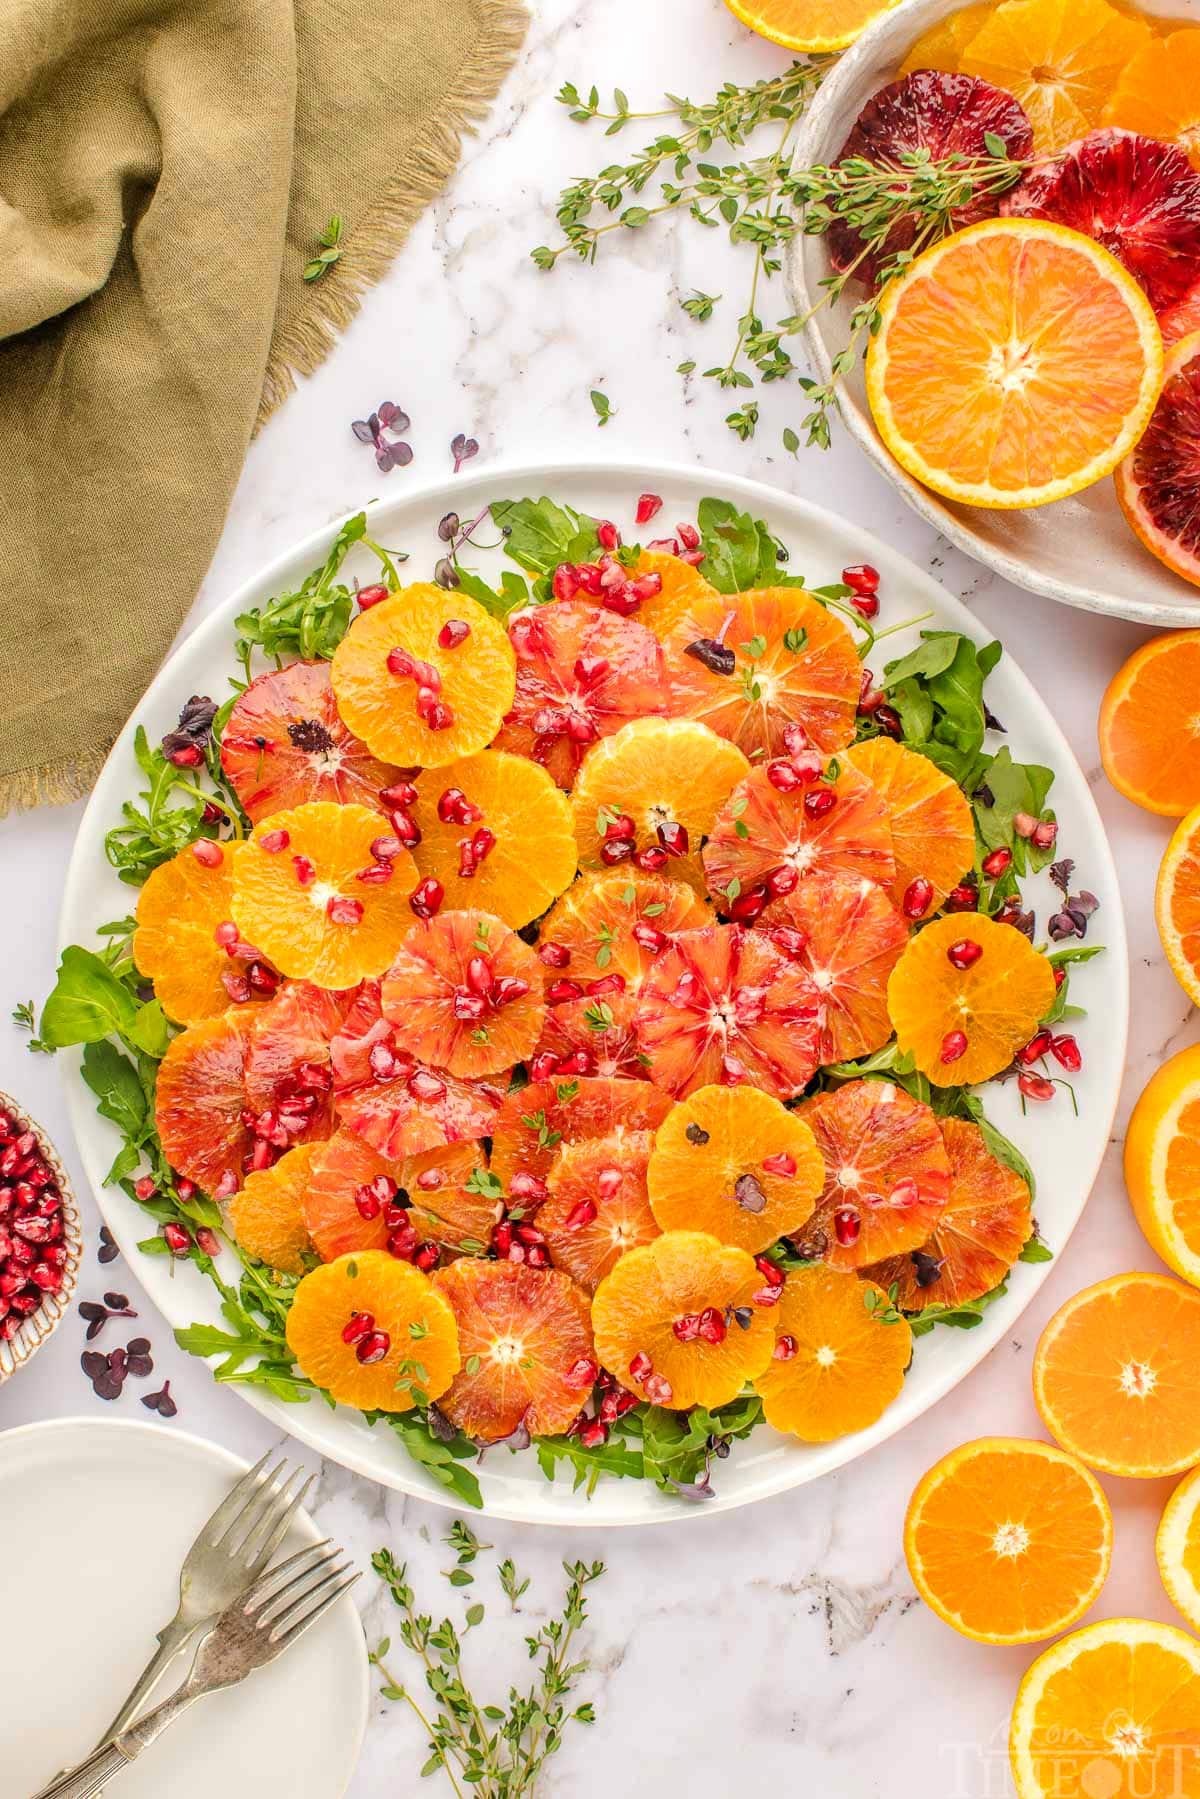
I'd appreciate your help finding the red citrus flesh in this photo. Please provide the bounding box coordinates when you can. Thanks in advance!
[490,1075,673,1188]
[1163,278,1200,346]
[539,869,710,991]
[767,873,909,1064]
[703,761,895,909]
[244,980,359,1144]
[540,1130,660,1291]
[379,910,545,1078]
[155,1010,257,1194]
[534,987,650,1080]
[1116,331,1200,589]
[220,661,401,821]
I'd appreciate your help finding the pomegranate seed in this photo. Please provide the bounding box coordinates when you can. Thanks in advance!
[465,954,494,998]
[409,877,444,919]
[981,846,1013,879]
[176,1178,196,1201]
[133,1176,157,1202]
[356,583,389,610]
[947,938,983,971]
[596,519,621,551]
[599,838,634,866]
[438,618,471,648]
[729,884,770,923]
[603,812,637,842]
[770,925,808,959]
[213,920,240,949]
[259,829,290,854]
[552,563,580,602]
[902,878,934,921]
[635,845,669,873]
[1018,1072,1055,1103]
[677,522,700,551]
[1016,1029,1053,1066]
[804,787,836,821]
[1051,1034,1082,1073]
[437,787,481,825]
[525,1243,550,1268]
[422,699,455,731]
[191,839,223,868]
[579,1419,609,1449]
[574,562,604,596]
[529,1051,560,1083]
[557,1049,593,1076]
[409,1070,447,1103]
[471,827,496,864]
[1013,812,1038,840]
[767,759,802,793]
[672,1312,700,1343]
[834,1206,860,1248]
[390,811,422,848]
[1053,965,1066,991]
[565,713,598,745]
[213,1170,239,1200]
[940,1030,969,1064]
[587,972,626,998]
[773,1334,798,1361]
[842,563,879,596]
[564,1198,598,1230]
[163,1222,191,1256]
[697,1306,727,1344]
[944,882,978,913]
[327,895,364,925]
[629,1350,653,1382]
[635,493,663,525]
[719,1054,747,1086]
[537,940,571,969]
[546,979,583,1006]
[850,592,879,620]
[380,781,419,810]
[510,1172,549,1204]
[386,646,416,679]
[387,1225,418,1260]
[413,1243,440,1272]
[765,865,799,899]
[754,1256,785,1289]
[596,1165,623,1198]
[567,1356,599,1388]
[292,854,316,886]
[632,922,669,955]
[195,1227,221,1258]
[355,1184,383,1220]
[644,1372,674,1405]
[1032,819,1059,850]
[369,1042,399,1080]
[874,704,902,739]
[630,573,663,603]
[342,1310,375,1345]
[492,1221,514,1256]
[762,1152,797,1179]
[356,1329,391,1364]
[656,820,689,858]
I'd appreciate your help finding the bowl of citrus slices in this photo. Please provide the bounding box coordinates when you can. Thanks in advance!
[787,0,1200,624]
[52,463,1126,1521]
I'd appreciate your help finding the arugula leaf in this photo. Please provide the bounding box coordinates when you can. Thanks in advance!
[954,1091,1036,1200]
[81,1040,147,1138]
[536,1432,645,1495]
[388,1416,484,1509]
[974,746,1056,871]
[126,999,172,1058]
[909,1277,1010,1337]
[490,497,598,575]
[454,566,532,619]
[40,947,139,1047]
[1044,943,1104,1023]
[695,499,785,593]
[233,511,367,672]
[1019,1237,1054,1264]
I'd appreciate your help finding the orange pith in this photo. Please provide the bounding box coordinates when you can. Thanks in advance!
[865,1116,1032,1311]
[753,1263,912,1440]
[646,1085,823,1255]
[866,218,1164,509]
[133,843,261,1027]
[1034,1273,1200,1477]
[1102,28,1200,171]
[534,988,649,1081]
[571,717,750,890]
[591,1229,776,1410]
[626,549,721,639]
[887,913,1058,1087]
[227,1141,319,1275]
[330,585,516,767]
[794,1078,951,1272]
[899,2,990,75]
[633,923,822,1101]
[432,1259,595,1442]
[904,1437,1113,1645]
[219,660,401,821]
[231,801,418,986]
[244,980,360,1143]
[540,869,710,991]
[489,1075,673,1188]
[331,979,504,1158]
[844,736,974,909]
[380,910,545,1078]
[722,0,907,54]
[155,1009,257,1194]
[959,0,1151,153]
[767,873,909,1064]
[410,749,577,930]
[664,588,861,758]
[540,1130,661,1291]
[702,760,896,906]
[285,1250,460,1413]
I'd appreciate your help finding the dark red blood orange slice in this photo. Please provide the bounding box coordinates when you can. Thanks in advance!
[244,980,359,1146]
[220,661,401,821]
[379,909,545,1078]
[489,1075,673,1189]
[766,873,908,1064]
[1116,331,1200,590]
[155,1010,257,1195]
[1163,278,1200,346]
[534,987,650,1081]
[703,761,895,911]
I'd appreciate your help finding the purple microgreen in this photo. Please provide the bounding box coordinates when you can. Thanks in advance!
[142,1380,177,1417]
[351,400,413,474]
[98,1226,119,1265]
[451,433,479,473]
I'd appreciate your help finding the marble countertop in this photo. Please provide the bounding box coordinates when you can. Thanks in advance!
[0,1,1191,1792]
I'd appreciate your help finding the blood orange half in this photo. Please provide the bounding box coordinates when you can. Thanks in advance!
[540,1130,660,1291]
[155,1010,257,1195]
[380,909,545,1078]
[1116,331,1200,591]
[220,661,401,822]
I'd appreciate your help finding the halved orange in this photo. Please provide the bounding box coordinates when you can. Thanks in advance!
[1157,1462,1200,1632]
[379,909,545,1078]
[664,588,861,759]
[244,979,359,1143]
[1158,809,1200,1009]
[866,218,1164,509]
[219,660,401,822]
[1125,1044,1200,1284]
[722,0,906,53]
[489,1075,673,1189]
[626,549,720,640]
[960,0,1151,152]
[647,1084,823,1255]
[865,1115,1032,1311]
[330,585,515,768]
[754,1263,912,1441]
[432,1259,595,1442]
[1102,28,1200,170]
[844,737,974,910]
[227,1142,319,1274]
[703,761,896,909]
[767,872,908,1064]
[887,913,1057,1087]
[155,1010,256,1195]
[591,1229,776,1409]
[899,2,990,74]
[285,1250,460,1412]
[1010,1618,1200,1799]
[1033,1271,1200,1477]
[133,843,260,1027]
[410,749,576,931]
[540,869,709,991]
[1099,632,1200,817]
[231,801,417,986]
[905,1437,1113,1644]
[540,1129,660,1291]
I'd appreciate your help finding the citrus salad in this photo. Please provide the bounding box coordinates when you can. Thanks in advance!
[42,493,1095,1506]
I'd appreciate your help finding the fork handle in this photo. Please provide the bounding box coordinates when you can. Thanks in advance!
[97,1614,198,1743]
[31,1687,203,1798]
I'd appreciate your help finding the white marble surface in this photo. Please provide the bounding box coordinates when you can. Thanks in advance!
[0,2,1194,1792]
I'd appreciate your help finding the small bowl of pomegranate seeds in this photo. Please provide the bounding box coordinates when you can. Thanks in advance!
[0,1092,84,1381]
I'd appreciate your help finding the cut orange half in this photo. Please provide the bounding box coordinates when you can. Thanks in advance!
[1156,805,1200,1005]
[960,0,1151,153]
[1099,632,1200,817]
[285,1250,460,1413]
[1124,1044,1200,1284]
[866,218,1164,510]
[1156,1462,1200,1632]
[133,842,260,1027]
[722,0,905,53]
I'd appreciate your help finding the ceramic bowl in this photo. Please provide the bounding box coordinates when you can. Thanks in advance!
[0,1091,84,1381]
[785,0,1200,626]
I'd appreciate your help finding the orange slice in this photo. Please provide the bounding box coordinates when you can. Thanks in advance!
[722,0,906,53]
[227,1142,319,1275]
[379,909,545,1078]
[539,869,709,991]
[219,660,401,822]
[905,1437,1113,1644]
[155,1010,256,1195]
[285,1250,460,1412]
[489,1075,673,1189]
[754,1264,912,1441]
[1099,631,1200,817]
[899,2,991,74]
[1102,28,1200,170]
[626,549,720,640]
[432,1259,595,1442]
[1125,1044,1200,1284]
[540,1130,660,1291]
[304,1129,394,1260]
[330,585,515,768]
[410,749,576,931]
[960,0,1151,152]
[244,980,359,1144]
[767,872,909,1064]
[1157,1463,1200,1632]
[887,913,1057,1086]
[844,737,974,910]
[646,1084,823,1255]
[795,1078,951,1271]
[1010,1619,1200,1799]
[1162,279,1200,348]
[591,1229,776,1410]
[231,801,417,986]
[664,588,861,759]
[865,1115,1032,1311]
[703,760,896,910]
[133,843,260,1028]
[866,218,1164,509]
[1158,807,1200,1007]
[533,987,649,1082]
[1115,332,1200,593]
[1033,1271,1200,1477]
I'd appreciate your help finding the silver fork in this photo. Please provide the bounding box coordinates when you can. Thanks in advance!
[34,1540,360,1798]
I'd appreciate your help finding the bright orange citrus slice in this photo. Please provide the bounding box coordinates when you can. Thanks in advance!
[960,0,1151,152]
[767,872,908,1063]
[866,218,1164,509]
[540,1129,660,1291]
[227,1141,319,1274]
[899,2,990,74]
[540,869,709,991]
[754,1264,912,1441]
[1099,632,1200,816]
[155,1010,256,1195]
[1156,1462,1200,1632]
[489,1075,673,1189]
[905,1437,1113,1644]
[286,1250,460,1412]
[722,0,906,53]
[244,979,359,1144]
[844,736,974,910]
[219,660,402,821]
[1124,1044,1200,1284]
[380,909,545,1078]
[626,549,720,640]
[1157,808,1200,1009]
[703,760,896,909]
[1102,28,1200,170]
[887,913,1057,1087]
[133,843,260,1027]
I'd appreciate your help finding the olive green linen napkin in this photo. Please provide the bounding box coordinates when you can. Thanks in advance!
[0,0,527,815]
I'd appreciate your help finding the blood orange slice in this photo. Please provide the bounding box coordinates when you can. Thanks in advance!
[244,980,359,1145]
[431,1260,595,1441]
[626,549,720,640]
[286,1250,460,1412]
[766,873,908,1064]
[133,843,262,1027]
[410,749,577,931]
[664,588,861,758]
[219,661,401,822]
[539,869,709,991]
[793,1078,951,1271]
[489,1075,673,1189]
[844,737,974,911]
[1162,278,1200,347]
[887,914,1057,1086]
[864,1115,1032,1310]
[304,1131,496,1262]
[754,1264,912,1441]
[402,1143,500,1258]
[380,910,545,1078]
[959,0,1150,153]
[493,600,669,789]
[646,1085,823,1255]
[1116,331,1200,591]
[703,761,895,912]
[304,1129,394,1260]
[591,1229,776,1410]
[227,1141,319,1275]
[155,1010,257,1195]
[633,923,821,1100]
[534,987,649,1081]
[540,1130,660,1291]
[331,980,504,1158]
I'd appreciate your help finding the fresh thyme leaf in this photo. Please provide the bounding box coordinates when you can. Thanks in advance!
[590,388,616,426]
[303,212,344,282]
[12,999,51,1053]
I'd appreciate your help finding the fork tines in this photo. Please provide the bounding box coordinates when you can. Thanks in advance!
[244,1541,360,1645]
